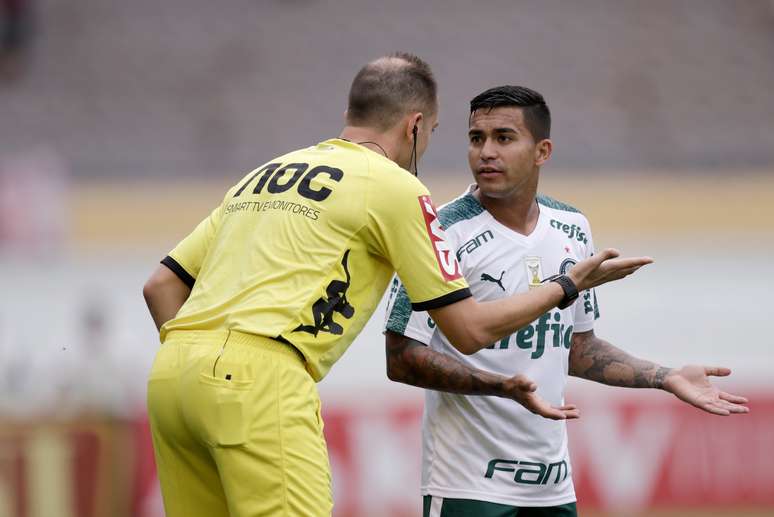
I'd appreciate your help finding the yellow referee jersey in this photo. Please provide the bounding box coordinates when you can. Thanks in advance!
[160,139,470,381]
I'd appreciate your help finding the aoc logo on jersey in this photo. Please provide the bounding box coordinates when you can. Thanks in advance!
[418,195,462,281]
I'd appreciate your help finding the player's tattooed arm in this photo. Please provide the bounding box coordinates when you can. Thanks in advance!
[569,330,750,416]
[385,331,506,395]
[568,330,672,388]
[385,331,580,420]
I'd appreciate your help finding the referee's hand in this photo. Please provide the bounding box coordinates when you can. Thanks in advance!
[569,248,653,292]
[503,375,580,420]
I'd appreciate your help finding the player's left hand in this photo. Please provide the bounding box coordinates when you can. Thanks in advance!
[662,365,750,416]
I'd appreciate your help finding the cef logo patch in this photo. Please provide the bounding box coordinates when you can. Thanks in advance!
[418,195,462,281]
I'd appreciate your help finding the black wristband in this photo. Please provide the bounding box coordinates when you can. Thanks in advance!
[542,274,579,309]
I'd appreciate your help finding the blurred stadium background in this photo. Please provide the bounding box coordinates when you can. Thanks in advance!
[1,1,773,516]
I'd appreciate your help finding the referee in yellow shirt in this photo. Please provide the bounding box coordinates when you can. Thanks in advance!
[143,52,651,517]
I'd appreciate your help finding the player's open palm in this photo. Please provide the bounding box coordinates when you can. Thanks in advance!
[504,374,580,421]
[569,248,653,291]
[662,365,750,416]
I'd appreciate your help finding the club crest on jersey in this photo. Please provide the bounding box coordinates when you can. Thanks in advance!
[524,256,543,289]
[560,258,577,275]
[418,195,462,281]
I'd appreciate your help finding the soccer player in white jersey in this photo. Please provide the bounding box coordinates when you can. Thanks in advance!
[384,85,750,517]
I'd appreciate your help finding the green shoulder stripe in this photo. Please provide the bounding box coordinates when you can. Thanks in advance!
[385,284,413,335]
[438,194,485,229]
[536,193,582,214]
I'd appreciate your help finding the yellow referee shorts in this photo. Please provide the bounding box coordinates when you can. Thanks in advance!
[147,330,332,517]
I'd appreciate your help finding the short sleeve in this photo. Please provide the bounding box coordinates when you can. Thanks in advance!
[573,221,600,332]
[384,278,435,345]
[367,171,470,311]
[162,205,223,288]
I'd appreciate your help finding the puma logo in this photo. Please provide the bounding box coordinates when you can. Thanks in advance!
[481,270,506,291]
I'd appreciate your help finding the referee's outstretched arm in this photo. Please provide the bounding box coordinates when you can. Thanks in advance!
[428,248,651,355]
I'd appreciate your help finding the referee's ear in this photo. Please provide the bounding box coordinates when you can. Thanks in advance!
[404,112,423,141]
[535,138,553,167]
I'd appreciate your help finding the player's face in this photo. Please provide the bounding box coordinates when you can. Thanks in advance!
[468,107,548,199]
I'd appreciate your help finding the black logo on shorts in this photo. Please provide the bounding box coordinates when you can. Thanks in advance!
[294,250,355,337]
[481,270,506,291]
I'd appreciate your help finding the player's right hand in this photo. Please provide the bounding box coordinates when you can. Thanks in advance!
[568,248,653,292]
[504,374,580,420]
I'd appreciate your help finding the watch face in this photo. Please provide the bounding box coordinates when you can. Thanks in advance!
[555,275,579,310]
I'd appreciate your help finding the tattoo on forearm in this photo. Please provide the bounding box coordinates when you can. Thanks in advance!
[387,338,505,396]
[652,366,671,389]
[569,334,671,389]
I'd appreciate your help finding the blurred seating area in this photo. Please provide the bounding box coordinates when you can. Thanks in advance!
[2,0,773,178]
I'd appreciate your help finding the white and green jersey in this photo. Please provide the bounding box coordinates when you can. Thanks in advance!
[384,186,599,508]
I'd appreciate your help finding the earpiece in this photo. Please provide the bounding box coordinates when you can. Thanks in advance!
[410,125,419,177]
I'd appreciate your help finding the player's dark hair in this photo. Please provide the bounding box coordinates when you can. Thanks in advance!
[469,85,551,141]
[347,52,437,130]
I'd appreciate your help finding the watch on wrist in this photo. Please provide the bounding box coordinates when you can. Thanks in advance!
[541,274,579,309]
